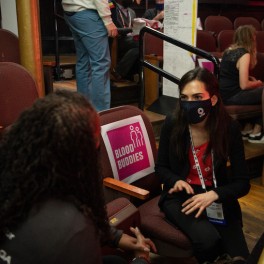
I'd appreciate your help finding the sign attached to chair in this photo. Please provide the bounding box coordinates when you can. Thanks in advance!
[101,115,155,184]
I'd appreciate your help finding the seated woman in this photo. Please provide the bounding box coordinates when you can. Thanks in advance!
[219,25,264,143]
[0,90,155,264]
[156,67,250,263]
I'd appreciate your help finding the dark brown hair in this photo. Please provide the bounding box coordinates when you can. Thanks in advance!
[171,67,232,162]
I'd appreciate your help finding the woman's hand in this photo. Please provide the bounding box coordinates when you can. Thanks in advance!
[118,227,157,256]
[130,227,157,260]
[181,190,219,218]
[168,180,194,195]
[249,76,256,81]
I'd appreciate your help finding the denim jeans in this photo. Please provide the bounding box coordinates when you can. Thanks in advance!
[64,10,111,111]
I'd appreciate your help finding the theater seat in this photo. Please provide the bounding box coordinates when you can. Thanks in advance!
[197,30,217,52]
[0,29,20,63]
[0,62,39,136]
[204,16,233,38]
[217,30,235,53]
[234,17,261,31]
[256,31,264,53]
[99,105,193,258]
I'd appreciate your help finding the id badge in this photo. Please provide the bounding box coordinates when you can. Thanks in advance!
[206,202,226,225]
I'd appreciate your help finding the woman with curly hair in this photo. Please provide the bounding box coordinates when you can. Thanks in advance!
[219,25,264,143]
[0,90,155,264]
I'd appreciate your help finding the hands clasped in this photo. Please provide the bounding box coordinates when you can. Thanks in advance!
[118,227,157,261]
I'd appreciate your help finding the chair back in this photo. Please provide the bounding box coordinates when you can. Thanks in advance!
[256,31,264,53]
[234,17,261,31]
[0,29,20,63]
[196,30,217,52]
[251,52,264,82]
[99,105,161,200]
[204,15,233,38]
[0,62,39,130]
[144,32,163,57]
[261,18,264,31]
[217,30,235,52]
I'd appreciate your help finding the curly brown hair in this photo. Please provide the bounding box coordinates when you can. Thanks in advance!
[0,90,110,241]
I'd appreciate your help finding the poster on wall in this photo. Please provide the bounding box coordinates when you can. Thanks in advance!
[163,0,198,98]
[101,115,155,184]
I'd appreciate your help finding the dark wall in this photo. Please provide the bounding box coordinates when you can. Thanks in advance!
[39,0,152,55]
[39,0,264,55]
[198,1,264,27]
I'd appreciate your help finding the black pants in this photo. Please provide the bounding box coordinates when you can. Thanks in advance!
[162,191,249,263]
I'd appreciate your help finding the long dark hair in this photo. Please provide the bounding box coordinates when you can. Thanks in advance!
[171,67,232,162]
[0,90,110,240]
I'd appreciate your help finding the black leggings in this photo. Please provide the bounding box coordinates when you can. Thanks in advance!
[162,194,249,263]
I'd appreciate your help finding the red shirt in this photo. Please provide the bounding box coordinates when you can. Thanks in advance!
[186,142,213,187]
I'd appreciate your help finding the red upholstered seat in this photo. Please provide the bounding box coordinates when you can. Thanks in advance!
[234,17,261,31]
[256,31,264,53]
[204,16,233,38]
[0,62,39,136]
[0,29,20,64]
[196,30,217,52]
[217,30,235,53]
[144,31,163,57]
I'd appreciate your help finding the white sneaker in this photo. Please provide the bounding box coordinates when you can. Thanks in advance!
[248,133,264,144]
[241,130,252,140]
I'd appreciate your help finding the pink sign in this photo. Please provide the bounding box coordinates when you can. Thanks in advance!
[106,121,150,181]
[198,59,214,73]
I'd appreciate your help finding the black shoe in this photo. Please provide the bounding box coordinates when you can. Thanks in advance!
[248,133,264,144]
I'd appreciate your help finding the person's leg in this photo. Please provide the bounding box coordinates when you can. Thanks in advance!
[64,12,91,100]
[116,47,139,79]
[162,195,222,263]
[224,87,263,105]
[64,10,111,111]
[214,218,249,261]
[226,87,264,142]
[85,32,111,111]
[115,37,139,79]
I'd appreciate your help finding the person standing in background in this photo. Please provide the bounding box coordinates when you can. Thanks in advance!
[62,0,118,111]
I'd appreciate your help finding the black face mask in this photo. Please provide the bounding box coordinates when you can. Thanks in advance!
[180,99,212,124]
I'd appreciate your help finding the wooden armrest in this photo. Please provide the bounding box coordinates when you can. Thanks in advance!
[103,177,150,200]
[145,54,163,62]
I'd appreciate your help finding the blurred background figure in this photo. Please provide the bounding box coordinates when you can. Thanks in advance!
[219,25,264,143]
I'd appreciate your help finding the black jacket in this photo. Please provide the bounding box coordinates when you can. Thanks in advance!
[155,114,250,222]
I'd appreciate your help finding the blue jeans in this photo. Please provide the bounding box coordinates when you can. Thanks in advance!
[64,10,111,111]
